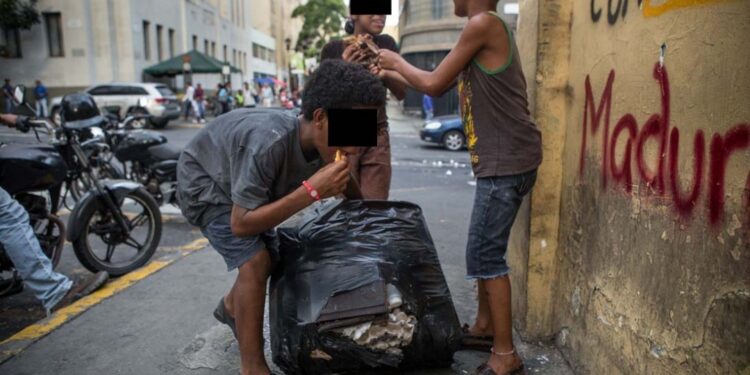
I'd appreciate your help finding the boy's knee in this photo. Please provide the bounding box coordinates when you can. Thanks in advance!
[237,249,271,283]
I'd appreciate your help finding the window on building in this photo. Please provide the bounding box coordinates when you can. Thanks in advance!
[232,49,236,65]
[192,35,198,50]
[44,13,64,57]
[2,28,22,58]
[223,44,227,62]
[204,39,209,55]
[252,43,259,58]
[211,41,216,57]
[432,0,443,19]
[168,28,175,58]
[142,21,151,60]
[156,25,163,61]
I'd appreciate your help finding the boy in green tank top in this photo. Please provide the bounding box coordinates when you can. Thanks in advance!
[379,1,542,374]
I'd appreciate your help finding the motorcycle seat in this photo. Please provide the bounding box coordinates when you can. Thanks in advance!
[149,143,181,161]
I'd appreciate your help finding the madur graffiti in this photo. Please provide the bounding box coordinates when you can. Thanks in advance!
[591,0,740,24]
[578,62,749,228]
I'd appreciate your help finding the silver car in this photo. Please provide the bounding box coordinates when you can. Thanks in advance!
[50,82,181,129]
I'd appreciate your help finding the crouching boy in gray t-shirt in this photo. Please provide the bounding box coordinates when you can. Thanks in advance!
[177,60,386,375]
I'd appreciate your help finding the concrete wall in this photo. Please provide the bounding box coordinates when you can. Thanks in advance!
[513,0,750,373]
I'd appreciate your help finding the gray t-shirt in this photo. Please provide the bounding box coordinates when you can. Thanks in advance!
[177,108,322,227]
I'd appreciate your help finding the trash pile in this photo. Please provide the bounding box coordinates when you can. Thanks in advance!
[270,200,462,374]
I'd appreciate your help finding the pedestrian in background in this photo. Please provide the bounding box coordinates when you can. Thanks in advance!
[261,84,273,107]
[253,83,261,105]
[3,79,14,114]
[183,82,196,122]
[217,83,230,114]
[423,94,434,120]
[194,83,206,123]
[235,89,245,108]
[320,9,407,200]
[34,80,49,118]
[379,0,542,372]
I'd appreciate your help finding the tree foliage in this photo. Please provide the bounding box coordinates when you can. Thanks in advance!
[0,0,40,30]
[292,0,347,58]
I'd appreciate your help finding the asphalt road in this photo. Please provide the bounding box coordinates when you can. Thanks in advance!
[0,105,572,374]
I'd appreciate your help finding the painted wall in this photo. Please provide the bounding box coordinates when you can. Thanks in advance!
[540,0,750,373]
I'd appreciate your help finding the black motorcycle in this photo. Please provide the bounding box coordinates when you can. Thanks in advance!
[83,116,180,207]
[0,87,162,284]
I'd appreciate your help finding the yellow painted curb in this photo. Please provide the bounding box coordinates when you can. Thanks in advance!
[0,235,209,362]
[1,260,170,345]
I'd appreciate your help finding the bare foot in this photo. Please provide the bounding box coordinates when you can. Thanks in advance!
[487,351,523,375]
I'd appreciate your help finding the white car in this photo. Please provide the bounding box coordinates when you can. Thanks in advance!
[50,82,181,129]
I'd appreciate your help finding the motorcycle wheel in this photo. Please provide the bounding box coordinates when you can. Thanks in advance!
[72,187,162,276]
[68,158,124,202]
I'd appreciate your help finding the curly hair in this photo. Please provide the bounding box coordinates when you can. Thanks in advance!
[301,59,386,120]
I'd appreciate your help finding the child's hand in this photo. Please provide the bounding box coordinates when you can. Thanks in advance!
[369,63,386,79]
[378,49,401,70]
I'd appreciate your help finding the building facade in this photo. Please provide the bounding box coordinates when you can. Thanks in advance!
[0,0,276,96]
[507,1,749,374]
[398,0,518,116]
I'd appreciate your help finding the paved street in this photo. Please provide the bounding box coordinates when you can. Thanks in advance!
[0,103,572,374]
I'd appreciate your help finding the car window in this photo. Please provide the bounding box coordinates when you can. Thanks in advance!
[124,86,149,95]
[88,85,113,95]
[155,86,175,97]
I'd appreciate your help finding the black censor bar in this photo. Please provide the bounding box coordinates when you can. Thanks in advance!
[350,0,391,15]
[328,108,378,147]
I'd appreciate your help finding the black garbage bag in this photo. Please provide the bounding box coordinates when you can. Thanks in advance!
[270,200,462,374]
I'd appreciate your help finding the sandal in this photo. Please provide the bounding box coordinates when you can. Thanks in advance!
[474,347,525,375]
[213,297,238,340]
[461,323,494,352]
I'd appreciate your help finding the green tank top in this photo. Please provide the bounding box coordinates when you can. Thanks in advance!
[458,11,542,177]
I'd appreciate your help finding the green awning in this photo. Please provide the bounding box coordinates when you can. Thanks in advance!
[143,49,242,76]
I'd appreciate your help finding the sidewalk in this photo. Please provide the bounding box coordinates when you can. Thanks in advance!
[0,199,574,375]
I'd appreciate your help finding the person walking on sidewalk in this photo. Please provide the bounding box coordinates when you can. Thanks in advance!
[194,83,206,123]
[0,114,110,314]
[183,83,196,122]
[3,79,14,114]
[217,83,230,114]
[320,9,407,200]
[34,80,49,118]
[379,0,542,373]
[423,94,434,120]
[261,84,273,107]
[176,60,384,375]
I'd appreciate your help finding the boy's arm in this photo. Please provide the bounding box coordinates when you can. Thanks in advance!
[230,158,351,237]
[379,16,490,97]
[382,71,407,100]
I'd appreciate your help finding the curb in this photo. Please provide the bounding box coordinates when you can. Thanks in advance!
[0,238,209,365]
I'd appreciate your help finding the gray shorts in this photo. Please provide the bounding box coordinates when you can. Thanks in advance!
[465,169,537,279]
[200,213,278,271]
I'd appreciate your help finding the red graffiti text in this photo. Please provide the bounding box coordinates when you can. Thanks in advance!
[579,62,749,227]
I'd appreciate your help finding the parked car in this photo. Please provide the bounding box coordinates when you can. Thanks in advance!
[50,83,181,129]
[419,115,466,151]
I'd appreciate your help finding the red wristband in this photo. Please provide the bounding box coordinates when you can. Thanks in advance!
[302,180,320,201]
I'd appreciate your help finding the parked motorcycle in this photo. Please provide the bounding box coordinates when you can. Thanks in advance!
[0,88,162,282]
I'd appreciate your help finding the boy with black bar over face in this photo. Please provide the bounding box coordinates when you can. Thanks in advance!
[176,60,384,375]
[379,0,542,374]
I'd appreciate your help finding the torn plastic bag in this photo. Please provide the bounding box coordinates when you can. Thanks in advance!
[270,200,462,374]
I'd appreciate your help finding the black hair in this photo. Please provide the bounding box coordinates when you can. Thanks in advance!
[301,59,386,120]
[345,17,355,34]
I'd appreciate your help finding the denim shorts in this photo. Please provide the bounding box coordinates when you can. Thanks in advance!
[200,213,278,271]
[466,169,537,279]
